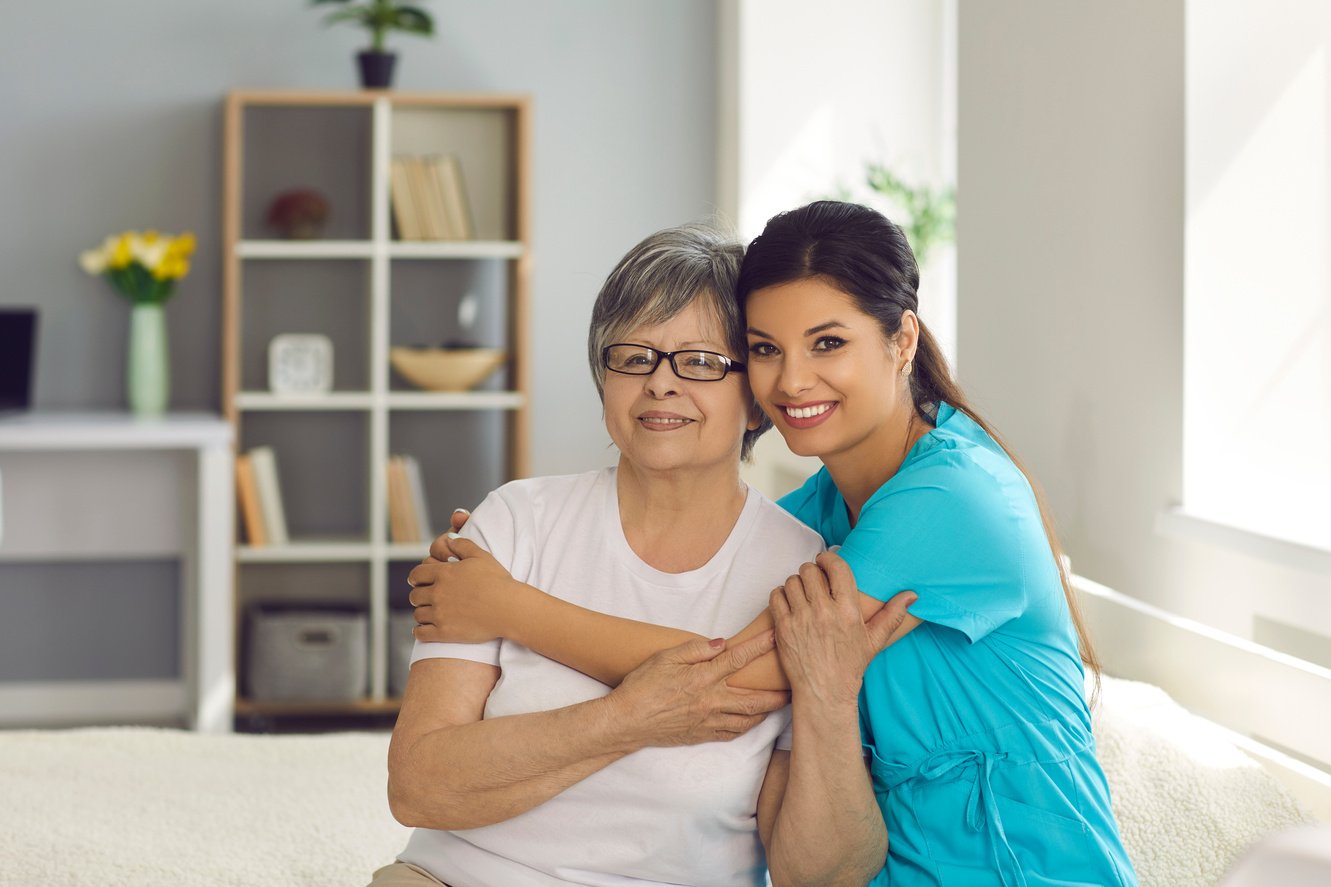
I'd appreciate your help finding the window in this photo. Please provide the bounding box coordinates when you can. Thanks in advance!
[1183,0,1331,552]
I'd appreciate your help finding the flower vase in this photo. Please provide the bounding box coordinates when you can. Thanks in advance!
[127,303,169,416]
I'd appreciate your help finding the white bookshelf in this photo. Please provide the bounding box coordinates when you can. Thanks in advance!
[222,90,531,721]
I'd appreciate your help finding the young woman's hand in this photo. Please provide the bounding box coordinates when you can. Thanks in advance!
[606,633,790,749]
[770,551,917,709]
[408,534,521,644]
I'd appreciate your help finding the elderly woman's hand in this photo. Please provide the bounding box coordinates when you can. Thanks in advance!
[770,551,917,709]
[408,534,519,644]
[607,633,790,747]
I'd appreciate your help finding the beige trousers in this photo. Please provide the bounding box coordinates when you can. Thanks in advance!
[367,861,451,887]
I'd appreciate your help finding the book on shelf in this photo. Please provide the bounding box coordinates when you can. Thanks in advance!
[389,156,424,241]
[388,153,475,242]
[407,155,448,241]
[234,453,267,546]
[419,156,456,240]
[431,155,475,240]
[401,454,433,542]
[247,445,290,545]
[387,455,415,544]
[387,454,433,544]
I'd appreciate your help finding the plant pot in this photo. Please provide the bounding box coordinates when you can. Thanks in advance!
[357,50,397,89]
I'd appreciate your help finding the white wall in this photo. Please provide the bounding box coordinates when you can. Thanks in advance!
[719,0,955,497]
[0,0,722,478]
[956,1,1331,652]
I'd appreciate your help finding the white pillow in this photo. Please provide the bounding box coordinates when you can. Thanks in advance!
[1091,674,1315,886]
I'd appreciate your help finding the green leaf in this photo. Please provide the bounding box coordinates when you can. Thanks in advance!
[393,7,434,35]
[323,7,370,27]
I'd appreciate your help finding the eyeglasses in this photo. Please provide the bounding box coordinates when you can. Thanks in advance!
[602,343,746,382]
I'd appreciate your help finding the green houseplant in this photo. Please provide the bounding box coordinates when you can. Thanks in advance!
[831,162,955,267]
[312,0,435,89]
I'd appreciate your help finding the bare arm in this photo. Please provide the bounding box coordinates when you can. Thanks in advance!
[410,537,918,691]
[757,558,899,886]
[389,632,788,831]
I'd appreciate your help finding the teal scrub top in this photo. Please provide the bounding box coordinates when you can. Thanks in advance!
[779,403,1137,887]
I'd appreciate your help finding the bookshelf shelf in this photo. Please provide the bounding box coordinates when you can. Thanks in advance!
[235,697,404,717]
[237,539,376,563]
[388,240,525,259]
[236,240,525,260]
[235,392,377,410]
[386,543,435,561]
[386,391,526,410]
[222,90,531,726]
[238,240,376,259]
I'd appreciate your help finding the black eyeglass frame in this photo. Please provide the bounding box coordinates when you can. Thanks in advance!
[602,343,747,381]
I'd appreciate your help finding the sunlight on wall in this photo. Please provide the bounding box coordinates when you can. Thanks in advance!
[1185,2,1331,550]
[720,0,956,499]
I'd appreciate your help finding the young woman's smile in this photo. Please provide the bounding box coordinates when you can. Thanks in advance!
[745,277,906,462]
[779,401,838,428]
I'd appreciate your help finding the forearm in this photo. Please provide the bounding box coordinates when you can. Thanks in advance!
[391,693,638,830]
[765,697,887,885]
[496,584,897,694]
[500,580,702,685]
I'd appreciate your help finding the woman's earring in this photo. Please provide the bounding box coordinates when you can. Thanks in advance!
[901,359,913,378]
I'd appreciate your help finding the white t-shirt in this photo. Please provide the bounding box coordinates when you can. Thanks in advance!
[398,467,824,887]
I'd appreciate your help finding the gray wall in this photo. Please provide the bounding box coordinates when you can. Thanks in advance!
[1,0,720,476]
[0,1,719,693]
[956,1,1331,646]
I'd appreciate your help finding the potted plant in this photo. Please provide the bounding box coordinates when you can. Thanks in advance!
[312,0,435,89]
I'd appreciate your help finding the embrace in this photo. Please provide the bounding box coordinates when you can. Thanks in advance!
[369,201,1138,887]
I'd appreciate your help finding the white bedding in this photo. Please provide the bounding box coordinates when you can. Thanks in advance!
[0,675,1316,886]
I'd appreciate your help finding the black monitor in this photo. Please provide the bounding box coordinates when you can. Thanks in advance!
[0,308,37,413]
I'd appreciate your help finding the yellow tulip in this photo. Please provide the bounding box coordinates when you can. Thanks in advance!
[174,232,197,256]
[79,248,108,275]
[109,235,133,270]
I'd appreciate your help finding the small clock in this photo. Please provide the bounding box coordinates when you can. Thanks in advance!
[268,334,333,395]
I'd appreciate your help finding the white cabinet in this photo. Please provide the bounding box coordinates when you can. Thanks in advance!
[0,412,234,732]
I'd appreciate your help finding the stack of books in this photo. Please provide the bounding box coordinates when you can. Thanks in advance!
[389,154,474,242]
[387,453,433,544]
[235,445,289,547]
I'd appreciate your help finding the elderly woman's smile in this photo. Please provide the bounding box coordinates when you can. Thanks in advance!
[638,411,693,429]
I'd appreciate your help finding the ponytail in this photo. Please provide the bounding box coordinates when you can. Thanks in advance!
[911,322,1101,698]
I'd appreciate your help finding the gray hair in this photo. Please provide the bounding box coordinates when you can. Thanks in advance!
[586,221,771,461]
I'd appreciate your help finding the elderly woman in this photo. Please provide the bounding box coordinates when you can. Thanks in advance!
[373,223,904,887]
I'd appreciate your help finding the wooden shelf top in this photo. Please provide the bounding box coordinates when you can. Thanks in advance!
[233,391,525,411]
[226,89,530,111]
[234,239,525,260]
[0,411,232,451]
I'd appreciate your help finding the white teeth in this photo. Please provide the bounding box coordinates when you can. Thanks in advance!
[641,416,689,425]
[784,404,832,419]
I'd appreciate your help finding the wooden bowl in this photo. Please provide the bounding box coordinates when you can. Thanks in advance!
[390,347,506,392]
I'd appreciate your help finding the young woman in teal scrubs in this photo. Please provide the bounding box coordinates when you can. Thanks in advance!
[409,201,1138,886]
